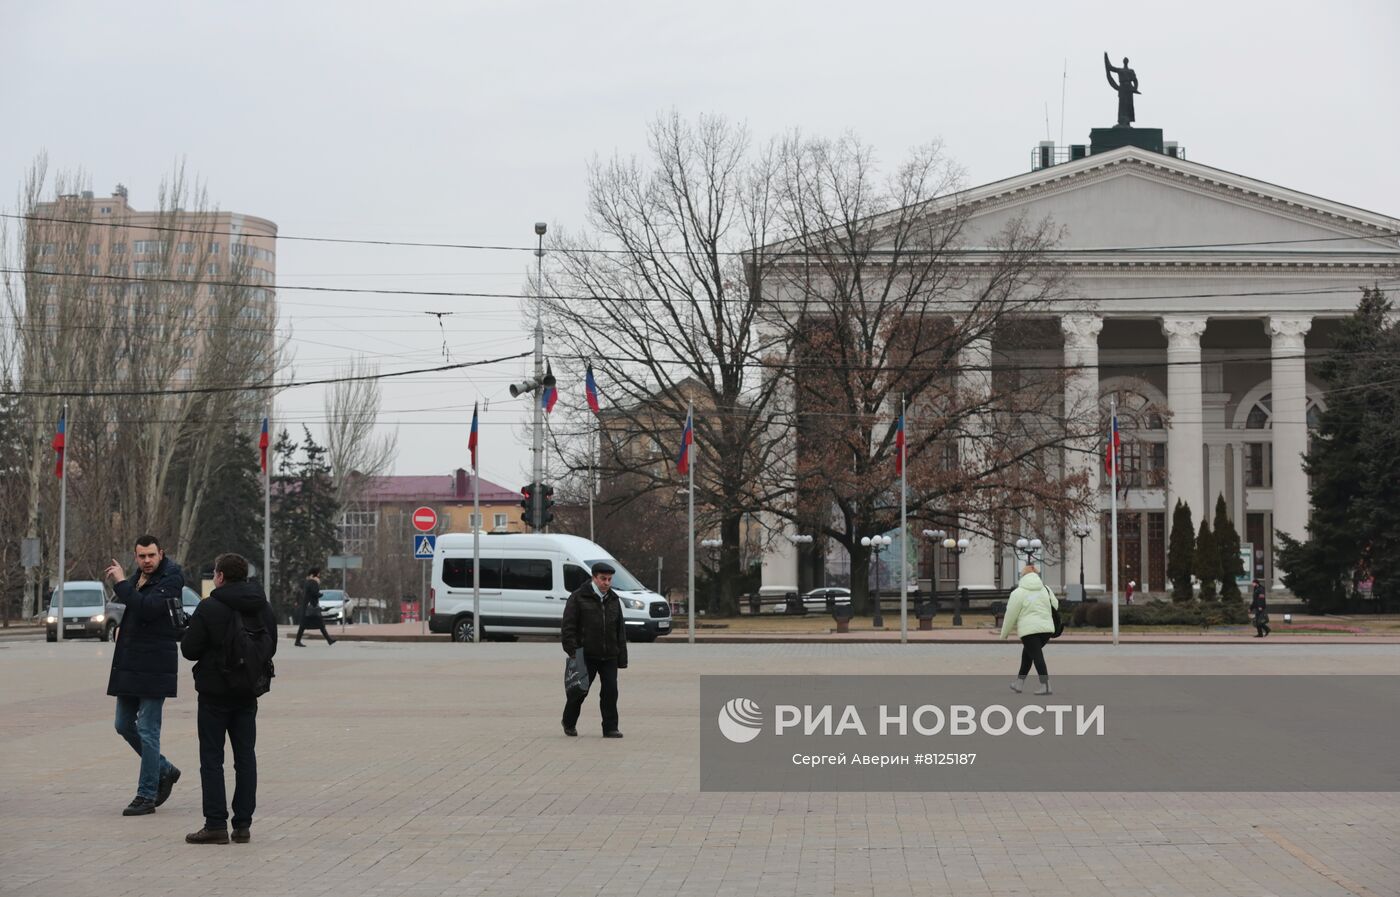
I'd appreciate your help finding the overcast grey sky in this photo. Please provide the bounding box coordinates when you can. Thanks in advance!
[6,0,1398,490]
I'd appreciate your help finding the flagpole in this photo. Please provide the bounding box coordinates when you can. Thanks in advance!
[687,403,695,646]
[263,407,271,595]
[589,420,596,543]
[55,403,68,643]
[1110,396,1120,647]
[472,449,480,645]
[899,394,908,645]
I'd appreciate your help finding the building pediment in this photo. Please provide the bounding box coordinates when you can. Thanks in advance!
[888,147,1400,264]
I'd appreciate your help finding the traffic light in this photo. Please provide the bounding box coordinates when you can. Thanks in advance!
[520,482,538,529]
[540,483,555,527]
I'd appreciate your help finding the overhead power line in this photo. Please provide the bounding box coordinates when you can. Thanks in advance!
[4,350,531,398]
[7,211,1398,256]
[6,266,1397,307]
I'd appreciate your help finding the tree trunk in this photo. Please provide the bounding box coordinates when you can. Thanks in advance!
[848,542,871,615]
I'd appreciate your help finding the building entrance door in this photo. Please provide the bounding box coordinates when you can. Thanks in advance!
[1103,512,1143,594]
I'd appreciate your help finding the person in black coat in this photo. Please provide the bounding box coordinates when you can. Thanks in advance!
[559,561,628,738]
[180,553,278,844]
[104,534,184,817]
[1250,580,1271,637]
[294,567,335,646]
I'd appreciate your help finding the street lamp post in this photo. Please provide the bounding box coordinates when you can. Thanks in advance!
[922,528,946,622]
[1014,537,1044,568]
[1071,523,1092,597]
[700,539,722,614]
[860,534,892,627]
[942,537,970,625]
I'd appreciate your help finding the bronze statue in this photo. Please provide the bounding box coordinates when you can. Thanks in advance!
[1104,53,1141,127]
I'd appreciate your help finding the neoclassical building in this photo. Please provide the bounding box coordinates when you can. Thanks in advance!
[760,142,1400,598]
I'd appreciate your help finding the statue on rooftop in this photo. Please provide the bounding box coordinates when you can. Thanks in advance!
[1104,53,1141,128]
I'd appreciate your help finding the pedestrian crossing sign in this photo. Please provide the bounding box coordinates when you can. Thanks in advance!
[413,534,436,559]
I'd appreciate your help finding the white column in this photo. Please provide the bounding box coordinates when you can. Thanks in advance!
[1162,316,1207,532]
[1269,315,1312,589]
[759,352,799,597]
[1230,442,1245,529]
[1207,443,1227,518]
[958,337,998,589]
[1061,314,1105,593]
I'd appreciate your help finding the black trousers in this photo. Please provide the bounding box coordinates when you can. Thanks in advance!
[197,697,258,830]
[296,616,333,643]
[1254,613,1271,636]
[1018,633,1051,677]
[561,656,619,733]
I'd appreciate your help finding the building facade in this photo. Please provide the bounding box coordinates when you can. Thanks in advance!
[340,469,530,558]
[759,143,1400,598]
[27,186,278,385]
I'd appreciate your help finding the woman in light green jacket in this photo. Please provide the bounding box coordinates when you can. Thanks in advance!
[1000,565,1058,695]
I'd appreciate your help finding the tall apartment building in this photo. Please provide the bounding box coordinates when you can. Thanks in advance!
[26,184,277,385]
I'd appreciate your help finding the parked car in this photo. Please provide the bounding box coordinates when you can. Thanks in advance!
[802,587,852,613]
[318,589,355,624]
[45,581,123,642]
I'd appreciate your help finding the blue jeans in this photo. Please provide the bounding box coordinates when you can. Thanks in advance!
[114,696,175,799]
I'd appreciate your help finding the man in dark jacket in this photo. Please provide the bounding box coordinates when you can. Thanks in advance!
[294,566,335,646]
[560,561,628,738]
[1250,580,1271,637]
[104,534,184,817]
[180,553,278,844]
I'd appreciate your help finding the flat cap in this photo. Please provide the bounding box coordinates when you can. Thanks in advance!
[590,561,616,575]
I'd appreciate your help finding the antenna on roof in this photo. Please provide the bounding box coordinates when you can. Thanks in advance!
[1059,58,1068,146]
[1044,102,1051,142]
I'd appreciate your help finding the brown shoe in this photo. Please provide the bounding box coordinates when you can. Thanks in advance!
[231,828,251,843]
[185,826,230,844]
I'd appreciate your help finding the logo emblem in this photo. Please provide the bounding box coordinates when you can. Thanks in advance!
[717,697,763,743]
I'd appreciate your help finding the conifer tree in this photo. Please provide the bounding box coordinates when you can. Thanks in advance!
[1213,494,1244,602]
[1167,500,1196,603]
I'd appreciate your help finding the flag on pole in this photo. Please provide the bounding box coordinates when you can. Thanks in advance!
[258,416,269,473]
[52,411,66,479]
[585,365,601,415]
[675,409,694,475]
[894,413,906,476]
[468,403,479,471]
[541,362,559,414]
[1104,411,1121,476]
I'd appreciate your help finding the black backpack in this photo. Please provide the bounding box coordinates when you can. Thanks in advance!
[219,601,276,698]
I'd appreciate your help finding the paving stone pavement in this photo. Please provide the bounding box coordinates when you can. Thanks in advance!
[2,640,1397,897]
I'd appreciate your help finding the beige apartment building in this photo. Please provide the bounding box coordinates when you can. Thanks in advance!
[26,185,277,384]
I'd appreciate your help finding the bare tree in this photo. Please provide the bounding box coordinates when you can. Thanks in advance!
[324,354,398,510]
[539,112,789,614]
[4,157,283,607]
[762,133,1096,611]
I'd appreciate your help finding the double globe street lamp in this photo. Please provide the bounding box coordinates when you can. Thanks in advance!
[1014,537,1044,567]
[860,534,893,627]
[1071,522,1092,597]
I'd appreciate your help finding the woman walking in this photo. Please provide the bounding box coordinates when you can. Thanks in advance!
[1001,564,1058,695]
[294,567,336,646]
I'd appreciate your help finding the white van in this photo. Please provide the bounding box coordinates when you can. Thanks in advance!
[428,533,672,643]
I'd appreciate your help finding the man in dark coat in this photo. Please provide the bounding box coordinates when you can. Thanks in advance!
[181,553,278,844]
[1250,580,1271,637]
[104,534,184,816]
[294,566,335,646]
[560,561,628,738]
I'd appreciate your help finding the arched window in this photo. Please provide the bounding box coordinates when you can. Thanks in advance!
[1241,394,1324,431]
[1099,384,1168,489]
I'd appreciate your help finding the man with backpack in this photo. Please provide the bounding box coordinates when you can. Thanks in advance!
[179,553,277,844]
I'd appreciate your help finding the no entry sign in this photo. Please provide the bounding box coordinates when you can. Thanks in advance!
[411,506,438,532]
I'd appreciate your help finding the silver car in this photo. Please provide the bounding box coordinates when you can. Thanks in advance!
[45,581,123,642]
[318,589,355,624]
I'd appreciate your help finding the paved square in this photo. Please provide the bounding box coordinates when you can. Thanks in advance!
[2,639,1397,896]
